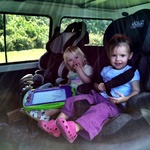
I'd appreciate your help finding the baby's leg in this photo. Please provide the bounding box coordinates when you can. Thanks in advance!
[44,109,60,116]
[61,93,95,117]
[56,112,69,120]
[76,102,121,141]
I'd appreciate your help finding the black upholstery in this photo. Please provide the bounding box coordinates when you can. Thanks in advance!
[18,21,89,103]
[103,9,150,112]
[103,9,150,54]
[76,9,150,130]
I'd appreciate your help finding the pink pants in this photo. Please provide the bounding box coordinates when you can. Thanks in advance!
[61,90,123,141]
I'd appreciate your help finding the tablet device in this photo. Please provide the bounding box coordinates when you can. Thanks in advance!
[23,85,76,111]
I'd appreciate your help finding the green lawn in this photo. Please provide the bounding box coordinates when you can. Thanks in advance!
[0,49,46,63]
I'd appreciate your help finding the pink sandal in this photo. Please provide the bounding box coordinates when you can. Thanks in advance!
[56,118,78,143]
[38,120,61,137]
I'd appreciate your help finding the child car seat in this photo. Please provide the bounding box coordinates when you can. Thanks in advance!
[76,9,150,132]
[103,9,150,90]
[102,9,150,131]
[77,10,150,95]
[103,9,150,53]
[19,21,89,103]
[35,21,89,85]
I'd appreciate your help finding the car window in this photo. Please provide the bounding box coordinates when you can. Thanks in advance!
[0,14,50,63]
[61,18,112,46]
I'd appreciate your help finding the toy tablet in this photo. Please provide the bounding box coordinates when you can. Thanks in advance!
[23,85,76,111]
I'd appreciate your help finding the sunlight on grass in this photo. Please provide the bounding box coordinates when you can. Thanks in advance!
[0,49,46,63]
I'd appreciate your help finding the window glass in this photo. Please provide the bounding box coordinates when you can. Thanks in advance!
[61,18,112,46]
[0,14,5,63]
[0,14,50,63]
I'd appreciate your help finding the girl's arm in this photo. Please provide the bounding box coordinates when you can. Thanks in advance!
[94,82,106,92]
[109,80,140,104]
[77,69,92,83]
[75,64,92,83]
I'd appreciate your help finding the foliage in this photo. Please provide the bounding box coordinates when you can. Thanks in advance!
[61,18,111,46]
[0,14,49,52]
[0,14,111,53]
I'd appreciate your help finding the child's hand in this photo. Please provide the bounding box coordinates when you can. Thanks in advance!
[98,83,106,92]
[74,63,82,73]
[109,92,127,104]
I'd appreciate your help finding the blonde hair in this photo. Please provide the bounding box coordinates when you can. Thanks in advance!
[63,46,87,70]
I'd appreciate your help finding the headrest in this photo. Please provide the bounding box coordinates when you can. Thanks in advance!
[46,21,89,54]
[103,9,150,54]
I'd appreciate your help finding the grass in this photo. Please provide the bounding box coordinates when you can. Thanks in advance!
[0,49,46,63]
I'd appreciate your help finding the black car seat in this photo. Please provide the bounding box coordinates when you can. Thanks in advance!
[102,9,150,134]
[35,21,89,86]
[18,21,89,104]
[76,9,150,134]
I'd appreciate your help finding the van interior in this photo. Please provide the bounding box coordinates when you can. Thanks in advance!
[0,0,150,150]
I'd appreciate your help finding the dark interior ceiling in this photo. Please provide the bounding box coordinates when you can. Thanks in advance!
[13,0,150,10]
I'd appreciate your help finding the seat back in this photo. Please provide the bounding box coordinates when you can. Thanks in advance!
[19,21,89,101]
[39,21,89,71]
[103,9,150,92]
[104,9,150,52]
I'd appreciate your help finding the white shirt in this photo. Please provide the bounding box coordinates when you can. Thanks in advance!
[100,65,140,107]
[67,64,93,92]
